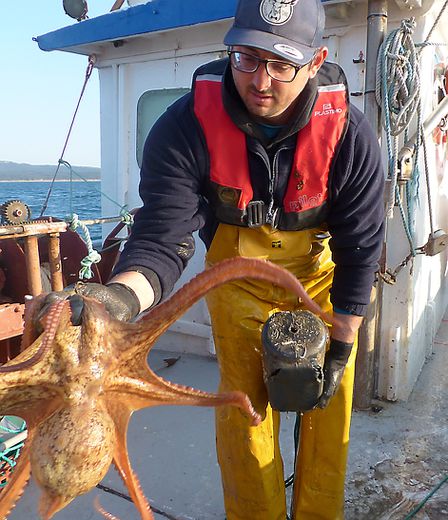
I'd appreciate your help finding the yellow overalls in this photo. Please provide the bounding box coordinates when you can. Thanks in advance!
[205,224,358,520]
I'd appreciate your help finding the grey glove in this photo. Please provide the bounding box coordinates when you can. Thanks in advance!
[36,282,140,327]
[317,338,353,409]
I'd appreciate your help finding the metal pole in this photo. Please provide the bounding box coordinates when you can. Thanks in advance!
[364,0,388,133]
[353,0,388,410]
[48,233,64,292]
[23,236,43,296]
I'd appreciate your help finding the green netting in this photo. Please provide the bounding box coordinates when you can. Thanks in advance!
[0,416,27,489]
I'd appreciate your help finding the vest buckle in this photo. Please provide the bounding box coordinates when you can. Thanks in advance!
[246,201,265,228]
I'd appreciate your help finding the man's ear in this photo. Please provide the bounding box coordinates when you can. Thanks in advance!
[309,47,328,78]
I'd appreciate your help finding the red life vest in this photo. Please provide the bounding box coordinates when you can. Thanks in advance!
[193,68,348,230]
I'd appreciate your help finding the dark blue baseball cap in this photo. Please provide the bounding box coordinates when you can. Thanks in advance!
[224,0,325,65]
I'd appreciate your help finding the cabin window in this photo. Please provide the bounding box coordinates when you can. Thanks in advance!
[136,88,189,167]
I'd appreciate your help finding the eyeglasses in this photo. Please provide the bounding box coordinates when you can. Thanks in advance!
[228,50,309,83]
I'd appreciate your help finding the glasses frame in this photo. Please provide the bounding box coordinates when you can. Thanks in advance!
[228,50,310,83]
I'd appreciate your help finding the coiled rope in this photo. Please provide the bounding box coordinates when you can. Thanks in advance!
[376,17,420,233]
[376,3,448,272]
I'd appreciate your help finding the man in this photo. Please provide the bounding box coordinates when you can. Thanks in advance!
[59,0,385,518]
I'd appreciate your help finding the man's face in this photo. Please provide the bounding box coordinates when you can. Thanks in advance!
[230,45,327,125]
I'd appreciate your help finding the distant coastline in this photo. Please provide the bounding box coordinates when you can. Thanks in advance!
[0,179,99,183]
[0,160,100,182]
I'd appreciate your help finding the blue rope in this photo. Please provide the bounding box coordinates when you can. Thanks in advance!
[0,448,23,470]
[119,207,134,227]
[66,213,102,280]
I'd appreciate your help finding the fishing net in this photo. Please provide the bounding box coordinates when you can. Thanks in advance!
[0,416,27,489]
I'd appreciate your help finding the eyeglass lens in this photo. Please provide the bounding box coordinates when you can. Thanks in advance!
[230,52,298,82]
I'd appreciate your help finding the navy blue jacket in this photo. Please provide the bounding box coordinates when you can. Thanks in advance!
[114,60,385,316]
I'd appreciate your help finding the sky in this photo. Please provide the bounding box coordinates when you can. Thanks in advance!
[0,2,118,168]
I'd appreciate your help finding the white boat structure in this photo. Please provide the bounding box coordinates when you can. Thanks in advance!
[34,0,448,402]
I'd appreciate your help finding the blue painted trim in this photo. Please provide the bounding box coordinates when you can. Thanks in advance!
[36,0,238,52]
[37,0,332,52]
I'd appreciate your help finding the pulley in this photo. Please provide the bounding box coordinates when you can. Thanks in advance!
[1,200,31,225]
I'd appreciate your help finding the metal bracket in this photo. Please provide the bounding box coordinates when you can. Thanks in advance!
[398,147,414,182]
[423,229,448,256]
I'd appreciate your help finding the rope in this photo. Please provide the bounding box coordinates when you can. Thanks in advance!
[0,417,26,435]
[422,0,448,45]
[417,42,448,48]
[0,417,27,487]
[414,0,448,242]
[395,184,415,251]
[375,4,448,277]
[403,473,448,519]
[39,55,97,217]
[376,17,420,245]
[58,159,133,279]
[96,484,183,520]
[59,160,134,221]
[67,214,102,280]
[420,131,436,237]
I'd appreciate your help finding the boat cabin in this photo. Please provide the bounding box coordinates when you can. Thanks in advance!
[27,0,448,402]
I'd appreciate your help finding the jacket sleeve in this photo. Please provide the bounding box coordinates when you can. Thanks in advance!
[327,108,385,316]
[112,95,208,303]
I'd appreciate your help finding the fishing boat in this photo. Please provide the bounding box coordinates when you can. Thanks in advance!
[0,0,447,518]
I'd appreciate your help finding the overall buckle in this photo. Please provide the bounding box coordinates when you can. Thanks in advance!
[246,201,265,228]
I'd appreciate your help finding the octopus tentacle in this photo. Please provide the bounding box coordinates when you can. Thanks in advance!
[0,258,323,519]
[0,405,66,519]
[0,300,68,373]
[0,432,32,520]
[130,257,336,355]
[39,495,66,520]
[107,400,154,520]
[108,375,261,426]
[20,295,45,352]
[94,496,122,520]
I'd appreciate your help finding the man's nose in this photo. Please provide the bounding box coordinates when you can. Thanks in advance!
[252,64,272,91]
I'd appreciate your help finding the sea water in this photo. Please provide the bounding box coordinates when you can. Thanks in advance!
[0,181,102,243]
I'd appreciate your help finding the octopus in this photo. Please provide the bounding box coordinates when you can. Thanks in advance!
[0,257,334,519]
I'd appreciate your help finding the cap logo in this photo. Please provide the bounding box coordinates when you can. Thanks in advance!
[273,43,304,60]
[259,0,299,26]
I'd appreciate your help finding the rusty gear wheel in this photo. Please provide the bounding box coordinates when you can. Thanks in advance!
[1,200,31,225]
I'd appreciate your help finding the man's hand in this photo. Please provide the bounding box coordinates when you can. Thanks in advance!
[36,282,140,327]
[317,338,353,409]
